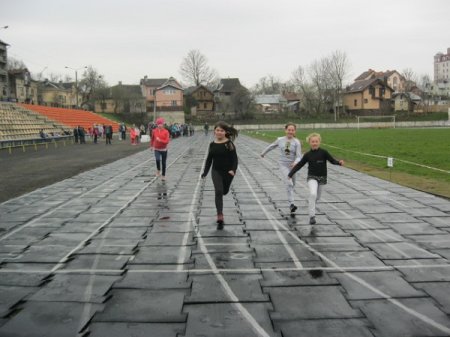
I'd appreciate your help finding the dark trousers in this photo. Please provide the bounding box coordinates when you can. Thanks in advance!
[211,169,234,215]
[155,150,168,176]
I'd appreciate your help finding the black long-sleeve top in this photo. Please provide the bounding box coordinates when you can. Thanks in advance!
[202,140,238,176]
[288,147,341,184]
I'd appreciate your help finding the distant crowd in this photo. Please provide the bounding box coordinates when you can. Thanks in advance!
[69,121,195,146]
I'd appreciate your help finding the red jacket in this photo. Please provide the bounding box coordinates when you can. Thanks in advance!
[151,127,170,150]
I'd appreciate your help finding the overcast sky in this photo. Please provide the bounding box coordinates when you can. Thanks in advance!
[1,0,449,87]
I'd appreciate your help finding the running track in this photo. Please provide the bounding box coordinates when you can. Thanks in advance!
[1,133,450,337]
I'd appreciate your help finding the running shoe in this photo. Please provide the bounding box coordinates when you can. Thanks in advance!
[290,204,297,213]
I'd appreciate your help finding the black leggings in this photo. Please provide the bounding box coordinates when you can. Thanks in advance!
[211,169,234,215]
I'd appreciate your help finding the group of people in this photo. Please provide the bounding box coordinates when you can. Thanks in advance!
[73,124,114,145]
[149,119,344,229]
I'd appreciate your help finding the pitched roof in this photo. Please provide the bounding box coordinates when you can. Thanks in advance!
[255,94,287,105]
[215,78,245,93]
[184,85,214,96]
[346,78,394,93]
[140,78,168,87]
[354,70,375,81]
[111,84,143,97]
[157,77,183,91]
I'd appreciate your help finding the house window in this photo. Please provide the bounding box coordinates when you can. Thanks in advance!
[171,100,177,106]
[204,102,207,109]
[354,99,357,107]
[364,98,368,104]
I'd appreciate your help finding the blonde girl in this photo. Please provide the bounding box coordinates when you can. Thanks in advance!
[288,133,344,224]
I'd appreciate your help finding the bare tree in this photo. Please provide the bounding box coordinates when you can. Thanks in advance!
[6,57,27,70]
[179,50,217,86]
[329,50,350,117]
[401,68,418,92]
[79,66,107,108]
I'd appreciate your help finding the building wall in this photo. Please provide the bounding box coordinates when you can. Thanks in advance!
[386,72,405,92]
[193,88,214,111]
[11,79,38,103]
[39,89,72,107]
[155,87,183,107]
[434,48,450,82]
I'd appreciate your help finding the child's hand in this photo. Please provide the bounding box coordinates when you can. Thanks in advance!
[228,171,235,176]
[289,162,295,168]
[287,177,294,186]
[339,160,344,166]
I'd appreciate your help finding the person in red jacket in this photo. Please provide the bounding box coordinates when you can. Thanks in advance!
[150,117,170,180]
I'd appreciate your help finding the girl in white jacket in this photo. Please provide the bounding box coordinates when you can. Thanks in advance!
[261,123,302,213]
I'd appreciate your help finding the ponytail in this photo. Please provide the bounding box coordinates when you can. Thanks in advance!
[214,121,238,141]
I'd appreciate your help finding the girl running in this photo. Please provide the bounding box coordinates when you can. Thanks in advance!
[260,123,302,214]
[150,117,170,181]
[201,121,238,229]
[288,133,344,224]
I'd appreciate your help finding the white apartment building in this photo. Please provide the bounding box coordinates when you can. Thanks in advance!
[434,47,450,83]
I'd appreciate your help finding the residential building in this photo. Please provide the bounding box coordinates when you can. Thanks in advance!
[140,76,167,112]
[184,85,215,116]
[344,78,394,114]
[8,68,38,104]
[355,69,406,92]
[214,78,249,114]
[154,77,184,123]
[392,92,422,112]
[283,92,301,113]
[254,94,287,113]
[0,39,8,101]
[434,48,450,83]
[38,80,73,108]
[95,82,146,114]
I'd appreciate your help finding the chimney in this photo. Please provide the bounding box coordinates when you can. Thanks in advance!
[447,47,450,55]
[118,81,122,85]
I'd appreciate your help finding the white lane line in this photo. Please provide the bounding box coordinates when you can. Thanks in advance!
[188,154,272,337]
[49,145,192,274]
[0,155,153,242]
[4,263,450,275]
[238,174,450,334]
[238,167,303,269]
[176,143,210,270]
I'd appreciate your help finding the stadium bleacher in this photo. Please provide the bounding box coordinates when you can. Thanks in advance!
[20,104,121,133]
[0,102,70,142]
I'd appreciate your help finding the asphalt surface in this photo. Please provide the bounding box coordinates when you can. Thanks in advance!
[1,133,450,337]
[0,136,148,203]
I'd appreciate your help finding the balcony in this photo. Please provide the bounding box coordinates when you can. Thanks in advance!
[155,105,183,112]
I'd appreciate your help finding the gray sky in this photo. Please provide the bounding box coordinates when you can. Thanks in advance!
[1,0,449,87]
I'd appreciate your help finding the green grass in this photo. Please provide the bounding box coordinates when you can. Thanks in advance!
[245,128,450,198]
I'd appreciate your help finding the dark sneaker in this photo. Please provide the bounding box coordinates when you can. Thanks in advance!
[217,214,224,230]
[290,204,297,213]
[309,216,316,225]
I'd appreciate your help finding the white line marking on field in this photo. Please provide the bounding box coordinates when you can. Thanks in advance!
[186,146,272,337]
[3,263,450,275]
[0,156,154,242]
[176,144,210,271]
[239,167,303,269]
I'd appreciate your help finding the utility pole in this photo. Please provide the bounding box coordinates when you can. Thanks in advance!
[65,66,87,108]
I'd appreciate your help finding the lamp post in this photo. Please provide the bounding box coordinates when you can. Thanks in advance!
[65,65,87,108]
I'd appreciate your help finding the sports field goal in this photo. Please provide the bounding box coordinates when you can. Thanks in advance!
[356,115,396,130]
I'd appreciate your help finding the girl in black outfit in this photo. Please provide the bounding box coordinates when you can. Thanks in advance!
[288,133,344,225]
[201,121,238,229]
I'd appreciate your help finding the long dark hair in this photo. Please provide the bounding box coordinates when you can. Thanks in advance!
[214,121,238,141]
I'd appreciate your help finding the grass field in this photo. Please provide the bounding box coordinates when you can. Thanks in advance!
[245,128,450,198]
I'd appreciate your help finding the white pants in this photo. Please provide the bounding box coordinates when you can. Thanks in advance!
[280,164,295,206]
[307,179,323,217]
